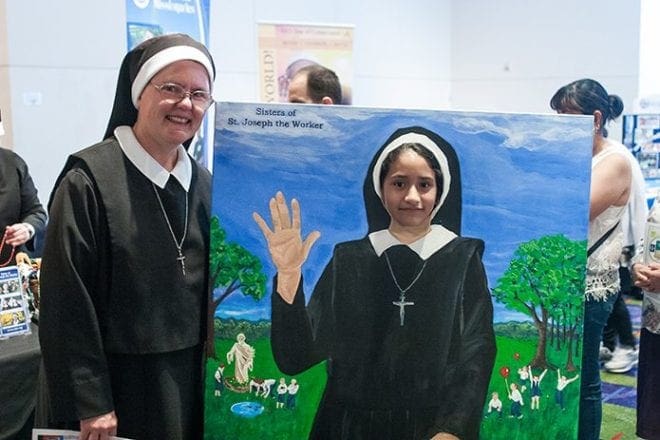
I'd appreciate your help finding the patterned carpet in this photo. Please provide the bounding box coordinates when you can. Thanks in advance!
[600,296,641,440]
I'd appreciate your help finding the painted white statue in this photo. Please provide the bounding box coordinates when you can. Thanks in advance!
[226,333,255,384]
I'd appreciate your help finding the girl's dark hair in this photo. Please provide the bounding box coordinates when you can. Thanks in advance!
[379,143,444,205]
[549,78,624,137]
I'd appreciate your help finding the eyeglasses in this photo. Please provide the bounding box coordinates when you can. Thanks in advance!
[150,82,214,110]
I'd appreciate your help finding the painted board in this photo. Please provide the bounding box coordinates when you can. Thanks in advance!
[204,102,593,439]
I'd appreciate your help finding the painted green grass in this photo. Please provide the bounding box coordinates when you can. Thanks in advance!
[204,337,325,439]
[482,335,581,439]
[204,333,582,439]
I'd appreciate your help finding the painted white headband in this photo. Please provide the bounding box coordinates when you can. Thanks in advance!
[372,132,451,218]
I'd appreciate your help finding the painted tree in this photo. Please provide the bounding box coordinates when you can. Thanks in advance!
[207,216,267,358]
[493,235,586,369]
[558,286,585,371]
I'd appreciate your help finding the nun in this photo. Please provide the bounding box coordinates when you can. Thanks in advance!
[254,126,496,440]
[40,33,215,440]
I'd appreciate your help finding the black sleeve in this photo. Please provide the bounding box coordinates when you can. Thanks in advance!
[434,241,496,440]
[15,154,47,251]
[270,257,335,375]
[39,168,114,421]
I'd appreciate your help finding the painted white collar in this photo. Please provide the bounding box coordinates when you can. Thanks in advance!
[368,224,458,260]
[114,125,192,190]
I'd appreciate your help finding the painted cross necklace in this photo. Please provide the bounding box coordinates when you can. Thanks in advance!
[152,182,189,276]
[384,250,428,326]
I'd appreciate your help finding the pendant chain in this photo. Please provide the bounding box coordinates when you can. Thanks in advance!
[152,183,189,276]
[383,251,428,297]
[0,230,16,267]
[384,250,427,326]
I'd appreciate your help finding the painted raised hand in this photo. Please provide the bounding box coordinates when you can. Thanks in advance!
[253,191,320,303]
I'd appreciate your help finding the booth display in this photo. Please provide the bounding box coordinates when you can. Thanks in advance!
[257,22,354,105]
[0,266,30,337]
[0,254,39,339]
[623,113,660,202]
[0,253,42,438]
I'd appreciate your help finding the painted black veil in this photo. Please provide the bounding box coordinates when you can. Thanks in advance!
[363,126,462,236]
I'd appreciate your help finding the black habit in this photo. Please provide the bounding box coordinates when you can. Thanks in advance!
[39,139,210,439]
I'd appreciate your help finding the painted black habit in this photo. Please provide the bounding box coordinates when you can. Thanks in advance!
[271,127,496,440]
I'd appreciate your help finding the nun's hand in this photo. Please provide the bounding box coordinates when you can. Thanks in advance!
[253,191,320,303]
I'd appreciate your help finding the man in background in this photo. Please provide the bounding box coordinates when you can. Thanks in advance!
[0,108,47,263]
[287,64,342,105]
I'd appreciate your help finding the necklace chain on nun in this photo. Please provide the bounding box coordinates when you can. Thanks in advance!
[384,250,428,326]
[152,182,189,276]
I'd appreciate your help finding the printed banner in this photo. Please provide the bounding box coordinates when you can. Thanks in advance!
[0,266,30,337]
[623,113,660,181]
[258,22,354,104]
[125,0,210,50]
[125,0,213,167]
[205,103,593,439]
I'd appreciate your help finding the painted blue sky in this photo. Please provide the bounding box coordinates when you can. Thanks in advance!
[211,103,593,323]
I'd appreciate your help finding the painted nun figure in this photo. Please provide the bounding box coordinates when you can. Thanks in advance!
[255,126,497,440]
[40,34,214,440]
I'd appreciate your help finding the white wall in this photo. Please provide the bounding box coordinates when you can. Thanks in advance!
[639,0,660,99]
[450,0,641,140]
[3,0,126,201]
[210,0,453,109]
[0,0,645,199]
[1,0,452,198]
[0,0,8,149]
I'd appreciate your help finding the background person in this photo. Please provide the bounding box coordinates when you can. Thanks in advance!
[278,58,318,101]
[551,78,631,440]
[0,109,47,266]
[631,209,660,439]
[287,64,342,105]
[601,149,647,373]
[39,33,215,440]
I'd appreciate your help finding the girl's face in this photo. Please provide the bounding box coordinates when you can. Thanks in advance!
[382,149,437,234]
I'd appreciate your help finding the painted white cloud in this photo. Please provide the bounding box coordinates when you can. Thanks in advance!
[451,115,591,151]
